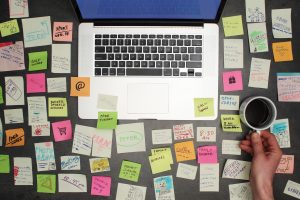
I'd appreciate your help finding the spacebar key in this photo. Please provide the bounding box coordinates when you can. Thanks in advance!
[126,69,162,76]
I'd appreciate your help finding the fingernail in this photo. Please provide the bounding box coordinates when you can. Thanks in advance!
[252,133,260,140]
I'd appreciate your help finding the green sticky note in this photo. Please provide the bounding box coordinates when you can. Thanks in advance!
[97,112,117,129]
[149,154,171,174]
[222,15,244,37]
[0,19,20,37]
[0,86,4,104]
[37,174,56,193]
[221,114,242,132]
[0,155,10,173]
[151,147,173,164]
[28,51,48,71]
[194,98,214,117]
[119,160,142,182]
[48,97,68,117]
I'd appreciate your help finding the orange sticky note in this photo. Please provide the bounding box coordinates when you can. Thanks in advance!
[276,155,294,174]
[174,141,196,162]
[53,22,73,42]
[70,77,90,96]
[272,41,293,62]
[5,128,25,147]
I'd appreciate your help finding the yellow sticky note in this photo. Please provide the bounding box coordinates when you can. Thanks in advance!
[222,15,244,37]
[272,41,293,62]
[221,114,242,132]
[151,148,173,164]
[0,19,20,37]
[70,77,90,96]
[174,141,196,162]
[48,97,68,117]
[5,128,25,147]
[149,154,171,174]
[194,98,214,117]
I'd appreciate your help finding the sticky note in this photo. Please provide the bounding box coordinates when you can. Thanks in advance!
[176,163,197,180]
[272,8,292,38]
[223,71,243,92]
[5,76,25,106]
[61,156,81,170]
[276,155,294,174]
[0,155,10,173]
[97,94,118,110]
[48,97,68,117]
[152,129,172,145]
[119,160,142,182]
[35,142,56,172]
[5,128,25,147]
[116,183,147,200]
[92,129,113,158]
[194,98,214,117]
[224,39,243,69]
[58,174,87,192]
[222,15,244,37]
[28,51,48,71]
[221,114,242,132]
[51,44,71,73]
[219,95,240,110]
[0,41,25,72]
[196,127,216,142]
[284,180,300,199]
[154,176,175,200]
[4,108,24,124]
[173,123,194,140]
[47,77,67,93]
[32,122,51,137]
[247,23,268,53]
[37,174,56,193]
[151,147,174,164]
[14,157,33,185]
[72,125,93,156]
[222,140,241,155]
[245,0,266,22]
[27,96,48,125]
[9,0,29,18]
[174,141,196,162]
[198,146,218,164]
[70,77,90,96]
[52,120,72,142]
[89,158,110,173]
[199,164,219,192]
[91,176,111,196]
[270,119,291,148]
[53,22,73,42]
[0,118,3,146]
[272,41,293,62]
[277,73,300,102]
[26,73,46,93]
[248,58,271,89]
[0,86,3,104]
[97,112,117,129]
[222,159,251,180]
[0,19,19,37]
[149,154,171,174]
[229,182,253,200]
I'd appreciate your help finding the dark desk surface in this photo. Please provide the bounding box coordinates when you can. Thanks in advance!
[0,0,300,199]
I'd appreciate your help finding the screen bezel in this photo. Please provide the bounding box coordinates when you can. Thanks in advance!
[69,0,227,26]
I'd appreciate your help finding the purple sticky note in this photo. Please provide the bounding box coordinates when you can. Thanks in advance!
[223,71,243,92]
[26,73,46,93]
[197,146,218,164]
[91,176,111,196]
[52,120,72,142]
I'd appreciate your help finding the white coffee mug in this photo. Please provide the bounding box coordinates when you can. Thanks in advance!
[240,96,277,132]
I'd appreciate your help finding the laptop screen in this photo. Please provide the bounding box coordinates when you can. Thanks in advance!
[76,0,222,20]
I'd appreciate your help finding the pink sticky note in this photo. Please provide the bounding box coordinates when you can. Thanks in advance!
[223,71,243,92]
[197,146,218,164]
[276,155,294,174]
[91,176,111,196]
[52,120,72,142]
[26,73,46,93]
[53,22,73,42]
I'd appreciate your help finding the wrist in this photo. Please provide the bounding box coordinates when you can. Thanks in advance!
[251,180,274,200]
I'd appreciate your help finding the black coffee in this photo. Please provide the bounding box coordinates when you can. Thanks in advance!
[245,99,272,128]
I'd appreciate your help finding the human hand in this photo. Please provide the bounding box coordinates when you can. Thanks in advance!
[240,131,282,200]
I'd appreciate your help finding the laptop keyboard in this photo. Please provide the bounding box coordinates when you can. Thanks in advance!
[94,34,203,77]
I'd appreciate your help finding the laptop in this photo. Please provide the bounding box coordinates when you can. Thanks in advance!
[70,0,226,120]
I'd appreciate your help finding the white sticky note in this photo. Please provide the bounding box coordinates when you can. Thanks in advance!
[72,124,94,156]
[47,77,67,93]
[200,164,219,192]
[5,76,24,106]
[61,156,81,170]
[272,9,292,38]
[245,0,266,22]
[173,123,194,140]
[224,39,243,69]
[176,163,198,180]
[4,108,23,124]
[32,122,51,137]
[222,159,251,180]
[116,183,147,200]
[0,41,25,72]
[0,118,3,146]
[222,140,241,155]
[92,129,113,158]
[58,174,87,193]
[51,44,71,73]
[27,96,48,125]
[247,23,268,53]
[97,94,118,110]
[34,142,56,172]
[229,182,253,200]
[115,123,146,154]
[22,16,52,48]
[9,0,29,18]
[284,180,300,199]
[14,157,33,185]
[219,95,240,110]
[248,58,271,89]
[154,176,175,200]
[197,127,216,142]
[152,129,172,145]
[270,119,291,148]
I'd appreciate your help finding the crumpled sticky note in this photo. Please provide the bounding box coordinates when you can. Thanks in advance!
[97,112,117,129]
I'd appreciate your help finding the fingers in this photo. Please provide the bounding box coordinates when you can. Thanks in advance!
[240,140,251,146]
[251,132,264,156]
[239,144,253,154]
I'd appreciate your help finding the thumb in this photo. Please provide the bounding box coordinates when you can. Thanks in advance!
[251,132,264,156]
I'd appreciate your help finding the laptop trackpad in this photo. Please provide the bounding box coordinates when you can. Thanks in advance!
[127,83,169,114]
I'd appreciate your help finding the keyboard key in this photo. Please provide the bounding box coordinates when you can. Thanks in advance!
[173,69,179,76]
[95,68,101,75]
[177,40,183,46]
[180,72,187,76]
[172,35,179,39]
[143,47,150,53]
[126,61,133,67]
[179,62,185,68]
[164,61,170,68]
[119,61,125,67]
[181,47,187,53]
[160,54,166,60]
[115,54,122,60]
[113,47,120,53]
[184,40,191,46]
[102,39,109,45]
[123,54,129,60]
[141,61,148,68]
[141,34,148,38]
[110,39,116,45]
[188,47,194,53]
[166,47,172,53]
[110,34,117,38]
[164,69,172,76]
[190,54,202,61]
[147,39,154,46]
[149,61,156,68]
[152,54,159,60]
[126,34,133,38]
[106,46,112,53]
[117,39,124,45]
[171,61,177,68]
[134,61,140,68]
[125,39,131,45]
[175,54,181,60]
[108,54,114,60]
[195,72,202,76]
[95,39,101,45]
[151,47,157,53]
[158,47,165,53]
[145,54,151,60]
[95,47,105,53]
[118,34,125,38]
[126,69,162,76]
[103,34,109,38]
[132,39,139,45]
[192,40,202,46]
[162,39,168,46]
[195,35,202,39]
[167,54,174,60]
[173,47,180,53]
[186,62,202,68]
[121,47,127,53]
[112,61,118,67]
[157,35,163,38]
[140,39,146,45]
[169,40,176,46]
[95,34,102,38]
[117,68,125,75]
[102,68,109,75]
[95,54,107,60]
[130,54,136,60]
[196,47,202,53]
[149,34,156,38]
[110,68,116,75]
[188,69,194,76]
[155,39,161,46]
[188,35,194,39]
[182,54,189,60]
[128,47,135,53]
[136,47,142,53]
[134,34,140,38]
[164,35,171,39]
[156,61,162,68]
[138,54,144,60]
[180,35,187,39]
[95,61,110,67]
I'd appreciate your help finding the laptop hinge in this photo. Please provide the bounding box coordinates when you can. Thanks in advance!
[93,20,204,27]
